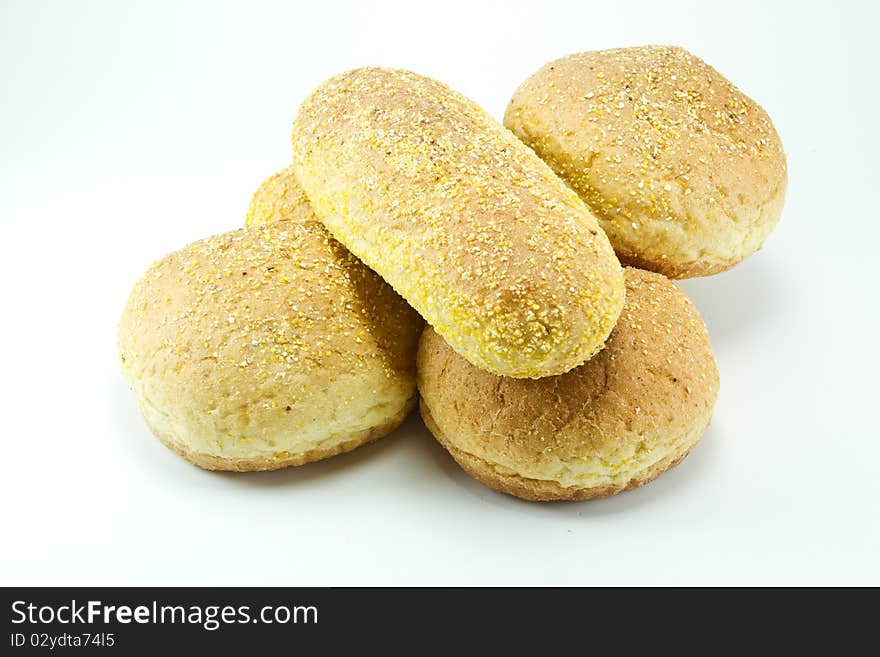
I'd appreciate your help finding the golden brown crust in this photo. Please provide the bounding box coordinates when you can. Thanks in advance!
[150,394,416,472]
[292,67,624,378]
[417,267,719,501]
[505,46,787,278]
[119,223,423,470]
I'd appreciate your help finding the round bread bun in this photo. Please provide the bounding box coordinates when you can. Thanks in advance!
[417,267,719,501]
[244,165,317,228]
[119,223,423,471]
[505,46,787,278]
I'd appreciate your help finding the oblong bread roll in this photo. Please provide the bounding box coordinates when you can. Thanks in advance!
[291,67,625,379]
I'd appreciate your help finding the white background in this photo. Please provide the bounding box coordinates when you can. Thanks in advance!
[2,0,878,586]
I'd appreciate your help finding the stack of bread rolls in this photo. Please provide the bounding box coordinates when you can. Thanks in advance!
[120,46,785,500]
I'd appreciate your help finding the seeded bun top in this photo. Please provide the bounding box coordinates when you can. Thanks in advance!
[505,46,787,278]
[118,222,422,470]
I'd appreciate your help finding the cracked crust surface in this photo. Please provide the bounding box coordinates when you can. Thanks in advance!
[417,268,719,501]
[505,46,787,278]
[422,400,698,501]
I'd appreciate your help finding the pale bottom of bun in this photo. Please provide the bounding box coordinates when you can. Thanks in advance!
[421,400,702,502]
[615,242,756,279]
[615,249,739,280]
[609,190,785,279]
[145,395,416,472]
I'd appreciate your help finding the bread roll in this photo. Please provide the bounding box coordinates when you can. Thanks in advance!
[417,267,719,501]
[291,67,625,379]
[505,46,787,278]
[244,165,316,228]
[118,223,423,471]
